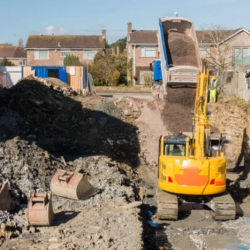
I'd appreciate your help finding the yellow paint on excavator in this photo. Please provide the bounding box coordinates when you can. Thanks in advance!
[158,58,227,196]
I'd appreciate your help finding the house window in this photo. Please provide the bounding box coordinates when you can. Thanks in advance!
[234,47,250,65]
[19,59,26,66]
[34,50,49,60]
[60,50,70,57]
[199,47,210,58]
[83,50,98,60]
[140,47,156,58]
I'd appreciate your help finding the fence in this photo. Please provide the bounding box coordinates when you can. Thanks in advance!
[0,71,12,89]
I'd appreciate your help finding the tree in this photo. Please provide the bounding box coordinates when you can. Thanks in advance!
[198,25,233,69]
[0,43,12,46]
[110,37,127,54]
[63,55,82,66]
[89,51,127,86]
[18,38,23,47]
[0,58,15,66]
[141,72,153,86]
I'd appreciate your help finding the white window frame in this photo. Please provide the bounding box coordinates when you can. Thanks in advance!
[19,59,26,66]
[234,47,250,66]
[199,47,210,58]
[60,50,70,58]
[83,50,98,60]
[34,50,49,60]
[140,46,156,58]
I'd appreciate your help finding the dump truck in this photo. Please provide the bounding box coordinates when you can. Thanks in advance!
[152,13,200,99]
[157,58,236,221]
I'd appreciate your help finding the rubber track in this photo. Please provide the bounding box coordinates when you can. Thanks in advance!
[213,191,236,220]
[157,188,178,220]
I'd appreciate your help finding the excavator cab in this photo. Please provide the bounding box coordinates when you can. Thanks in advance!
[160,133,190,157]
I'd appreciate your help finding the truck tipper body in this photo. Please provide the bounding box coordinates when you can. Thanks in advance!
[153,16,200,98]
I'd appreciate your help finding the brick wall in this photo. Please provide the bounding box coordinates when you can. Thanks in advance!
[27,49,100,66]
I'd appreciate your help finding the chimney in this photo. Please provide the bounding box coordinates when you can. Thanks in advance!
[102,29,106,39]
[116,45,120,56]
[127,22,132,39]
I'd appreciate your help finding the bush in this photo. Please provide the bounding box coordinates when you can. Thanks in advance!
[0,58,15,66]
[89,51,127,86]
[63,55,82,66]
[141,71,153,86]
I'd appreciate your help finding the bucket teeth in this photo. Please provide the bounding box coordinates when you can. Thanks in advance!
[0,183,15,212]
[28,192,54,226]
[50,169,97,200]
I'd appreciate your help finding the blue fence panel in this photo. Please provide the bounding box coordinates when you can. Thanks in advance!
[59,69,67,83]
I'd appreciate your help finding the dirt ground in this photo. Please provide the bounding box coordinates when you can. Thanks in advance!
[1,78,250,250]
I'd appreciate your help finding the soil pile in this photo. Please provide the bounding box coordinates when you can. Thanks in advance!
[0,79,140,166]
[161,87,196,133]
[0,78,143,248]
[165,32,198,67]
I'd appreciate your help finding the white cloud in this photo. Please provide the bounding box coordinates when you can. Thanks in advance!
[42,26,67,35]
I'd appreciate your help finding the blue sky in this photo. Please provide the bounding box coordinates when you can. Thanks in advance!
[1,0,249,45]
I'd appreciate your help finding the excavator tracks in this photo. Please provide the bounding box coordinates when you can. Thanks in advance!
[157,188,178,220]
[212,191,236,221]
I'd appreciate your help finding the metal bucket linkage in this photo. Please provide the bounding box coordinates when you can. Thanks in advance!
[28,192,54,226]
[0,183,15,211]
[50,169,96,200]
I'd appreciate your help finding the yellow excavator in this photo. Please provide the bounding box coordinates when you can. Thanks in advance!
[157,58,236,220]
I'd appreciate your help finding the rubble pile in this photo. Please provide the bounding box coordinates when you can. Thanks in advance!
[0,79,140,166]
[18,76,76,97]
[0,78,143,248]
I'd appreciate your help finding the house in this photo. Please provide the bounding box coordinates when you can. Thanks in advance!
[25,30,106,66]
[127,22,158,86]
[0,46,27,66]
[196,28,250,68]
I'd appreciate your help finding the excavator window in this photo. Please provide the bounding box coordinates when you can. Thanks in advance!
[165,143,186,156]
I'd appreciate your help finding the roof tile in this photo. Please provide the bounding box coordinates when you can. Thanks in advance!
[0,46,26,58]
[25,35,105,49]
[130,30,157,44]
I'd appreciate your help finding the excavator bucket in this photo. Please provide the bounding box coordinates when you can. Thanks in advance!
[0,183,15,211]
[50,169,96,200]
[28,192,54,226]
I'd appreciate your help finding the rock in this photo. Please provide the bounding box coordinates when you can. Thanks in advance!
[29,226,35,234]
[49,237,58,242]
[48,243,63,249]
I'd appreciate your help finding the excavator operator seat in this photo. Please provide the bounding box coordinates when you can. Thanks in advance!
[167,144,185,156]
[162,134,189,157]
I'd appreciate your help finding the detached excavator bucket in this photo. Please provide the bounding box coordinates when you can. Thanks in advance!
[0,183,15,211]
[50,169,96,200]
[28,192,54,226]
